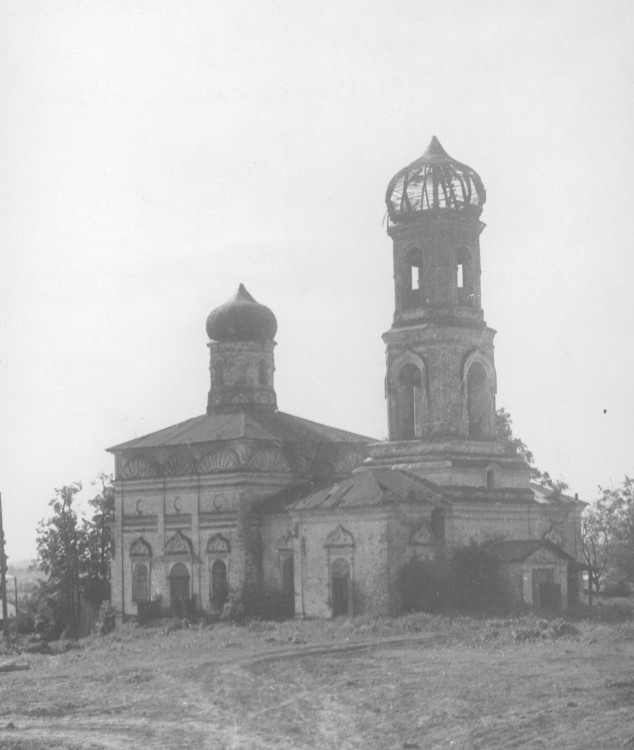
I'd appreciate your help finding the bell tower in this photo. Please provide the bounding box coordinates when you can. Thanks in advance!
[383,136,496,442]
[370,137,530,492]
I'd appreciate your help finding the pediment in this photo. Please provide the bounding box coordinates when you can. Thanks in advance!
[207,533,230,554]
[409,522,433,546]
[165,530,192,555]
[325,524,355,548]
[130,536,152,557]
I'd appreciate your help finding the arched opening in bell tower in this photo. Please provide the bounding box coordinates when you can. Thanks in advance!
[456,248,474,307]
[404,248,423,308]
[467,362,493,438]
[396,362,423,440]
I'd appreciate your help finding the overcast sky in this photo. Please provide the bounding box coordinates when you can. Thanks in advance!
[1,0,632,560]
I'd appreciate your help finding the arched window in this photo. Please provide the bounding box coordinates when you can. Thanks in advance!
[396,363,422,440]
[467,362,492,438]
[486,468,496,490]
[431,508,445,542]
[132,563,149,603]
[258,360,268,386]
[211,559,228,607]
[456,248,473,306]
[214,359,225,387]
[405,248,423,308]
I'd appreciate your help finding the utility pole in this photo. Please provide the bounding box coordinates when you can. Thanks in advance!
[14,576,19,644]
[0,493,9,645]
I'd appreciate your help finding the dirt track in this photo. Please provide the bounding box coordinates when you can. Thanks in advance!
[0,624,633,750]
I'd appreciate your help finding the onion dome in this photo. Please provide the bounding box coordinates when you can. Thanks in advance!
[206,284,277,342]
[386,136,486,223]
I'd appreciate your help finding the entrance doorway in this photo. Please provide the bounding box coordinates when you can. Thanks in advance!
[211,559,228,608]
[169,562,190,616]
[532,567,560,610]
[282,556,295,616]
[331,558,352,617]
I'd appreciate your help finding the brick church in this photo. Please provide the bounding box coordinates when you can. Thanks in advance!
[109,137,584,618]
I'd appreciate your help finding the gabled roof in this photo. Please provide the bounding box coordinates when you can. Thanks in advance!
[290,468,446,511]
[530,483,586,506]
[108,410,374,452]
[487,539,576,563]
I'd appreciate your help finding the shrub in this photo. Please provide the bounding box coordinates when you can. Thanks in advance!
[397,555,448,613]
[221,585,293,624]
[451,542,512,613]
[397,542,513,616]
[95,601,117,636]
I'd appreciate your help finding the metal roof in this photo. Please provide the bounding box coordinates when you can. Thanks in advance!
[107,410,374,452]
[290,468,446,511]
[487,539,576,563]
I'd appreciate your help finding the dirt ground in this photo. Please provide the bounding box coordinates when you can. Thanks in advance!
[0,615,633,750]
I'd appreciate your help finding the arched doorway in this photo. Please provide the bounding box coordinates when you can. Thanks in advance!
[132,562,149,603]
[211,559,228,608]
[169,562,190,616]
[331,558,352,617]
[282,556,295,616]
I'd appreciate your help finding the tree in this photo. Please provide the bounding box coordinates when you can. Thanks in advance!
[582,477,634,595]
[581,503,611,596]
[80,474,114,605]
[36,483,83,637]
[496,408,568,493]
[35,476,114,638]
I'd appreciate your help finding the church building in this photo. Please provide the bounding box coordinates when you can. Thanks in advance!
[108,137,584,619]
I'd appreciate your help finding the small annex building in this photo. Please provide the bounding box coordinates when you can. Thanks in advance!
[108,137,585,619]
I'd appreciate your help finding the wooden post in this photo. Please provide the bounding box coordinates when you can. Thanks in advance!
[0,493,9,645]
[14,576,18,644]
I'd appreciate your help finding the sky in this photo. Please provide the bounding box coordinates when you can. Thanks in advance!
[1,0,633,561]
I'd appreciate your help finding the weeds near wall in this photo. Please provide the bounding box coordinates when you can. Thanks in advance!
[397,542,513,615]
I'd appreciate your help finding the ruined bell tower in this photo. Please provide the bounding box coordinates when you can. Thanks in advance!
[369,137,530,492]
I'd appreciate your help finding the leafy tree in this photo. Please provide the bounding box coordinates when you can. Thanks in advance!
[582,477,634,595]
[35,476,114,638]
[496,408,568,493]
[36,483,83,637]
[80,474,114,605]
[581,504,611,596]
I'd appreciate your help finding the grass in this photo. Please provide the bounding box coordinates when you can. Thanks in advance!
[0,611,633,749]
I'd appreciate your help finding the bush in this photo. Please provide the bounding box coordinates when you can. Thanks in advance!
[220,585,293,624]
[397,556,449,613]
[602,577,630,598]
[451,542,512,613]
[397,542,513,616]
[95,601,117,636]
